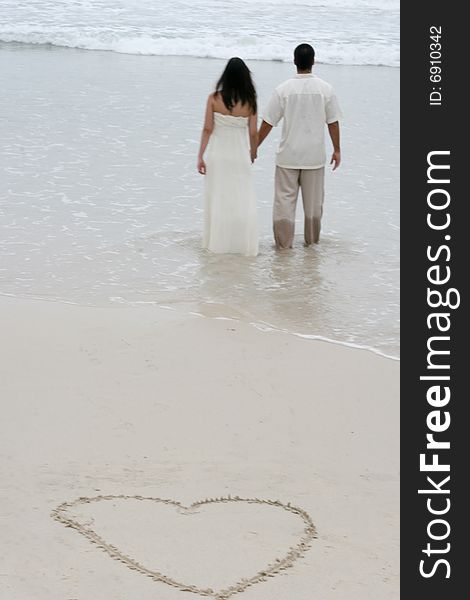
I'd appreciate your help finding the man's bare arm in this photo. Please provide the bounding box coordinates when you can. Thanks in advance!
[327,121,341,170]
[257,120,273,147]
[249,113,258,162]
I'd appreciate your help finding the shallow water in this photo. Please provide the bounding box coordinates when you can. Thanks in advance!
[0,45,399,358]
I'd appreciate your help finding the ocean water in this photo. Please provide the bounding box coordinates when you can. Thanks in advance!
[0,1,399,358]
[0,39,399,358]
[0,0,399,66]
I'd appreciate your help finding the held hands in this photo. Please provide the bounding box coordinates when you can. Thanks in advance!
[197,157,206,175]
[330,150,341,171]
[199,153,256,172]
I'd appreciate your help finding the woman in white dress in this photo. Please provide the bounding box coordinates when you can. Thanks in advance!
[197,58,259,257]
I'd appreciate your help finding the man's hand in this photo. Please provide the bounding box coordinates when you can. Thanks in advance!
[327,121,341,170]
[330,150,341,171]
[257,120,273,148]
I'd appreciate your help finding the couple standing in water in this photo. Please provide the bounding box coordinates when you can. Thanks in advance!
[197,43,342,257]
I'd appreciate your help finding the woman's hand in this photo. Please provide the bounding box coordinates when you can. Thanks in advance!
[197,157,206,175]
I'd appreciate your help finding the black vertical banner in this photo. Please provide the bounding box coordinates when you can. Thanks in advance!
[401,3,467,599]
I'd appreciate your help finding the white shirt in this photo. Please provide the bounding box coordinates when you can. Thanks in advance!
[263,73,342,169]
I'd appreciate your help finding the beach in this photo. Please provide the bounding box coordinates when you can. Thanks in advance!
[0,295,399,599]
[1,4,399,596]
[0,44,399,357]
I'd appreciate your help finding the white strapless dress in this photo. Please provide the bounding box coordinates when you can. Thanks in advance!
[203,113,259,256]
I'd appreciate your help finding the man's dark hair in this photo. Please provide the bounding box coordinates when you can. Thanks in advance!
[294,44,315,71]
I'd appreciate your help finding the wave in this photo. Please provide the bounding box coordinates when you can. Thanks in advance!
[1,0,399,67]
[0,30,399,67]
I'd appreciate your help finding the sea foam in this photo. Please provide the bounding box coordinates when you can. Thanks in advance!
[0,0,400,67]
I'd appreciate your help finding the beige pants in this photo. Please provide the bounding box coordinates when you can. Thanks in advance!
[273,166,325,249]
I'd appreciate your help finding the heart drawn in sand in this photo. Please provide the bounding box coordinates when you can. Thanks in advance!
[52,494,316,599]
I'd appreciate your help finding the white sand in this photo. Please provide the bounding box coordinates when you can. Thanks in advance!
[0,296,398,599]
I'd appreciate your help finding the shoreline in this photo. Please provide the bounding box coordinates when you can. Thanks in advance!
[0,292,400,361]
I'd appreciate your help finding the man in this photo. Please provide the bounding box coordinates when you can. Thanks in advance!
[258,43,342,249]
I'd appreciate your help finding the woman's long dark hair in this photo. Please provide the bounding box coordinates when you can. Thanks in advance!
[215,57,257,114]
